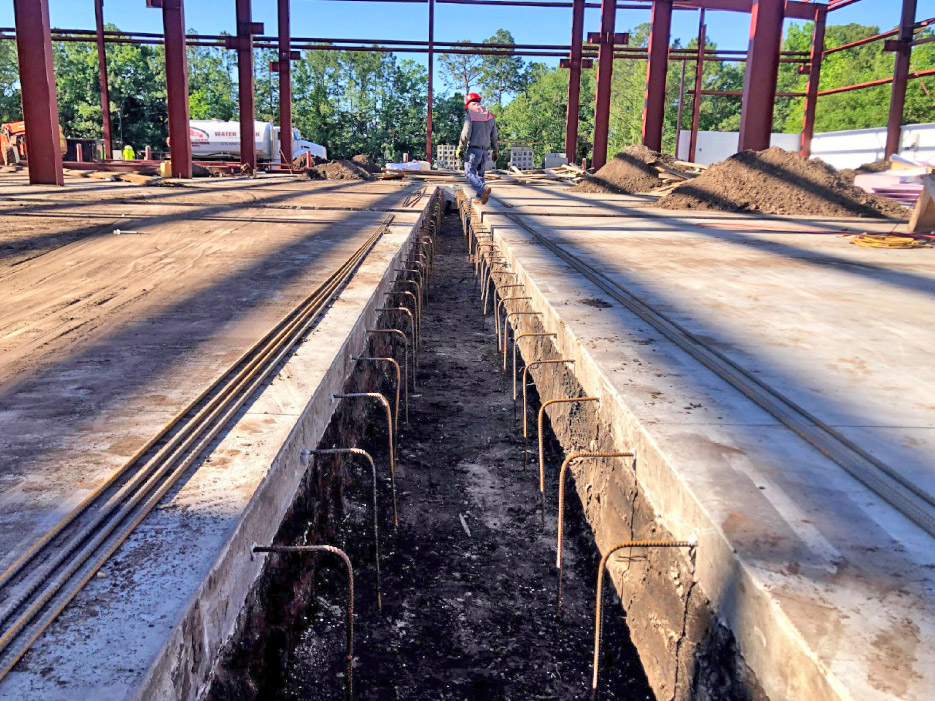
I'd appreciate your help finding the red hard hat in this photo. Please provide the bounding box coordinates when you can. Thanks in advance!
[465,92,481,108]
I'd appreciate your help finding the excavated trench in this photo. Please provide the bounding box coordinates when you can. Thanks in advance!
[206,209,726,700]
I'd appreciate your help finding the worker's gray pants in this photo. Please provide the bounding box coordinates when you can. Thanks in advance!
[464,146,487,197]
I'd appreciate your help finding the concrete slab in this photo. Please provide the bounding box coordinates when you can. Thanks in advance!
[0,176,430,699]
[469,183,934,701]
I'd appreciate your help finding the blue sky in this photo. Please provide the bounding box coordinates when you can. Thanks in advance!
[2,0,930,92]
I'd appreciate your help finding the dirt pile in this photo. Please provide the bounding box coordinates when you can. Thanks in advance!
[350,154,381,174]
[657,147,906,218]
[572,144,678,195]
[305,159,374,181]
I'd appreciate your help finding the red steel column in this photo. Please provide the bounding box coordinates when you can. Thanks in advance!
[278,0,293,164]
[799,5,825,158]
[591,0,617,170]
[738,0,785,152]
[641,0,672,152]
[675,59,686,158]
[236,0,257,172]
[885,0,917,158]
[157,0,192,178]
[688,11,705,163]
[13,0,63,185]
[427,0,434,162]
[564,0,585,161]
[94,0,112,160]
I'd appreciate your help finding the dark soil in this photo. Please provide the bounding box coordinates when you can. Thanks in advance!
[657,147,906,218]
[271,214,653,700]
[572,144,677,195]
[351,154,382,174]
[306,160,374,181]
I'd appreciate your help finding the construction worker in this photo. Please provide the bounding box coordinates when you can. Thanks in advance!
[456,92,497,204]
[122,143,135,161]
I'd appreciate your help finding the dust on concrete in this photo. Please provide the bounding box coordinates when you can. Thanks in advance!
[267,213,654,699]
[657,147,906,218]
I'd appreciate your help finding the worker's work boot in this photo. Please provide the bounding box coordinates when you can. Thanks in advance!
[480,186,491,205]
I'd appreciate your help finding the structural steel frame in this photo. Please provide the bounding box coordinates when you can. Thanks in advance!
[2,0,917,183]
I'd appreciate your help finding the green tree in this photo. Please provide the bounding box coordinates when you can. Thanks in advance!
[439,42,483,97]
[478,30,526,107]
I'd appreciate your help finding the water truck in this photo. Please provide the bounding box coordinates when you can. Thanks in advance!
[188,120,327,162]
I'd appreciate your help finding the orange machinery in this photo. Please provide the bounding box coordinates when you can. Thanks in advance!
[1,120,67,165]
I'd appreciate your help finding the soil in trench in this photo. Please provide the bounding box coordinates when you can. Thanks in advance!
[272,212,653,700]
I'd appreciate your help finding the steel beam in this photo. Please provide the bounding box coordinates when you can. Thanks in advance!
[152,0,192,178]
[641,0,672,152]
[278,0,293,164]
[13,0,63,185]
[886,0,917,158]
[799,4,825,158]
[688,10,704,162]
[591,0,617,169]
[674,59,686,158]
[427,0,434,162]
[564,0,586,161]
[738,0,784,151]
[235,0,257,172]
[94,0,112,159]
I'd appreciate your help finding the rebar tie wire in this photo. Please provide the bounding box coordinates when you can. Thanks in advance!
[366,329,412,392]
[503,311,543,359]
[310,448,385,607]
[555,451,632,613]
[495,297,533,351]
[537,398,600,530]
[592,540,696,698]
[253,544,355,700]
[522,359,575,471]
[333,393,397,506]
[354,355,404,428]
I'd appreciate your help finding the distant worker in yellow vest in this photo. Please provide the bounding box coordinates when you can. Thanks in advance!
[122,144,135,161]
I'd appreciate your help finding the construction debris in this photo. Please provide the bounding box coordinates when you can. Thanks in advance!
[571,144,690,195]
[351,154,382,174]
[657,147,907,218]
[306,159,374,181]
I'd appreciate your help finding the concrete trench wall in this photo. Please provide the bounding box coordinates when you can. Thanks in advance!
[133,197,436,701]
[472,209,767,701]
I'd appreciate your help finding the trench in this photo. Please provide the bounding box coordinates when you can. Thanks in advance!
[207,209,655,699]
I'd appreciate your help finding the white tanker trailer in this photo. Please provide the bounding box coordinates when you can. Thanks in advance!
[188,119,327,161]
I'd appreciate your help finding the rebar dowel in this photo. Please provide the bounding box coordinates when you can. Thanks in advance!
[334,393,397,519]
[311,448,385,608]
[555,451,631,612]
[495,297,532,351]
[592,540,695,697]
[487,282,524,317]
[355,355,404,429]
[522,359,575,471]
[513,333,557,399]
[253,544,355,700]
[395,268,425,304]
[537,398,600,530]
[378,306,418,354]
[367,329,413,392]
[503,312,543,359]
[482,271,517,315]
[480,260,508,301]
[385,292,420,352]
[395,280,423,320]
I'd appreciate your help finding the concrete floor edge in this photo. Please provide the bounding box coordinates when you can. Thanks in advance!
[131,209,426,701]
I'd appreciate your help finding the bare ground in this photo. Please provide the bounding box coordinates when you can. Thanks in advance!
[268,213,653,700]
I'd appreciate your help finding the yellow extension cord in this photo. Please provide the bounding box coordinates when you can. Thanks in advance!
[850,234,931,249]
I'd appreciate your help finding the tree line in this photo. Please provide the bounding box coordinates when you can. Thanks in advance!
[0,21,931,166]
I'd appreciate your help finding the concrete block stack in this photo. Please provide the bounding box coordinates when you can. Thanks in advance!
[510,146,534,170]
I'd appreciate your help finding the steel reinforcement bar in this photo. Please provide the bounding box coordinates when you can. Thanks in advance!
[470,195,935,539]
[0,193,437,680]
